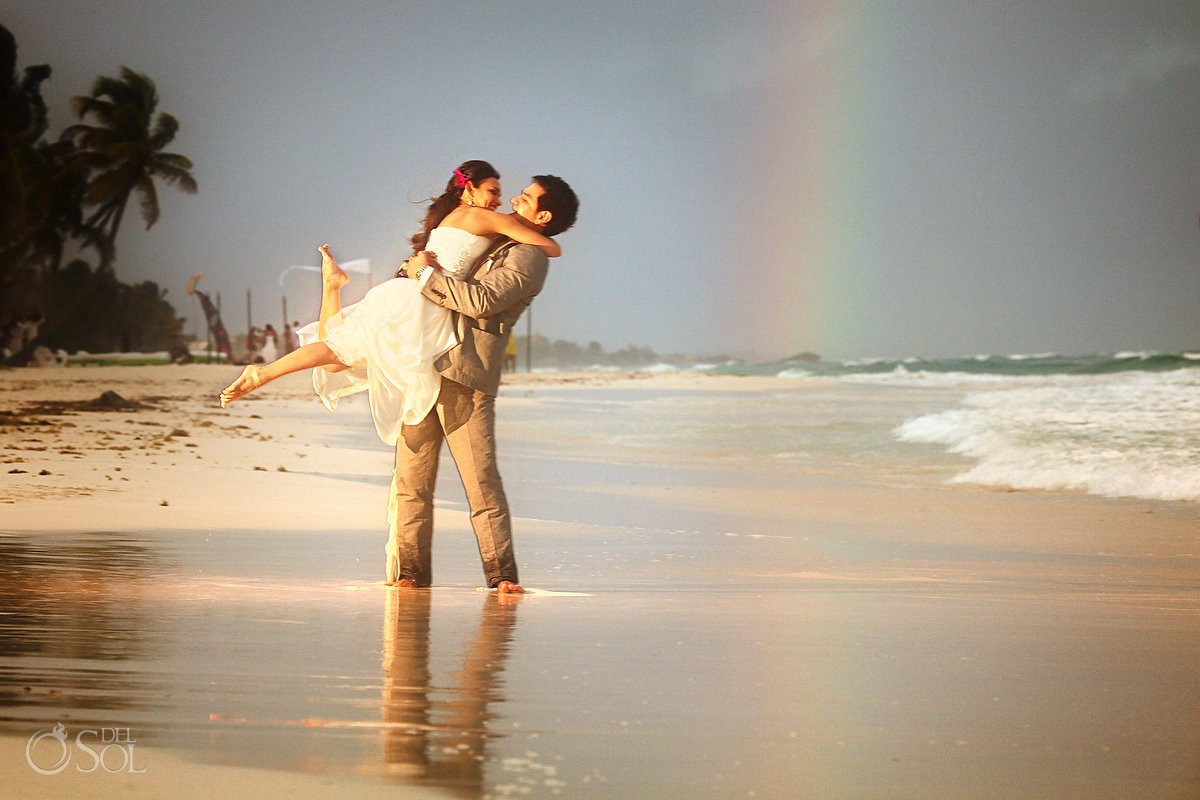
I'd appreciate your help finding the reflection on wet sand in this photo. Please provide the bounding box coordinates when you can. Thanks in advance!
[380,588,521,796]
[0,532,166,726]
[0,528,530,790]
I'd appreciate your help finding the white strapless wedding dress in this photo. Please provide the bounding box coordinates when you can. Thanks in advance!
[297,227,491,444]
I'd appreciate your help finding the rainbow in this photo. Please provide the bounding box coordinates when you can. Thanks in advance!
[733,8,893,361]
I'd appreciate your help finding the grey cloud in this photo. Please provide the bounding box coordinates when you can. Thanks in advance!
[1072,34,1200,103]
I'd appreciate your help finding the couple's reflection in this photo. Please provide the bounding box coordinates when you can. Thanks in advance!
[380,588,521,795]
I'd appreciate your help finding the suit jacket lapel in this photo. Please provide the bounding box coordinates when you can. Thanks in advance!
[466,237,518,280]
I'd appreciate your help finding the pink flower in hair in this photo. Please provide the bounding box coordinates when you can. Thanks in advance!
[453,168,468,188]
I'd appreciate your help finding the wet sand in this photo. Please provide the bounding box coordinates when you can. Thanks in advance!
[1,364,1198,798]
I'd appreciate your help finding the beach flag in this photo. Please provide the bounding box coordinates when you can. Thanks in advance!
[187,273,232,355]
[278,258,370,287]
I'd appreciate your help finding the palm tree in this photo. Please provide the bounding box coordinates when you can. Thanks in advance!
[61,66,197,269]
[5,66,197,364]
[1,24,53,283]
[0,26,49,227]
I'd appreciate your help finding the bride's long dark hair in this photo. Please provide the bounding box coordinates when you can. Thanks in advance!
[409,159,500,253]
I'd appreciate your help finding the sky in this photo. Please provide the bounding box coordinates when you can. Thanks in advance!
[5,0,1199,361]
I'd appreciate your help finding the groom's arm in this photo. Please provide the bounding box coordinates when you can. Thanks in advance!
[419,245,548,320]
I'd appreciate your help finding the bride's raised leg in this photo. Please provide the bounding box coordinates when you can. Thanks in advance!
[220,341,344,406]
[314,244,354,374]
[318,243,347,339]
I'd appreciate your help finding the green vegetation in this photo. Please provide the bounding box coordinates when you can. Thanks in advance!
[515,335,728,370]
[0,24,196,363]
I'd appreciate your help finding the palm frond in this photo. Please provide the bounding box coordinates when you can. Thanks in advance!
[84,168,135,205]
[134,176,160,229]
[151,160,198,193]
[152,152,194,171]
[149,112,179,146]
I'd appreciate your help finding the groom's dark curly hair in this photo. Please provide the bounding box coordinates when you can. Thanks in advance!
[533,175,579,238]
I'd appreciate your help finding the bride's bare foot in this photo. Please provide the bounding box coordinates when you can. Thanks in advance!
[219,365,263,407]
[496,580,525,594]
[319,244,348,290]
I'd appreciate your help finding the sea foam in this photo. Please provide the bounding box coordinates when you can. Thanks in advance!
[895,369,1200,502]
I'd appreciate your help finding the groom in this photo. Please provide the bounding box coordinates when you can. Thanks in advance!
[392,174,579,592]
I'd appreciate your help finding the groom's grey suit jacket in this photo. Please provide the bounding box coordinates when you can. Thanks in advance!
[418,238,548,397]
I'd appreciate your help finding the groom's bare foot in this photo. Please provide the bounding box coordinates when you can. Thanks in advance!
[319,244,348,290]
[496,580,524,594]
[219,365,263,407]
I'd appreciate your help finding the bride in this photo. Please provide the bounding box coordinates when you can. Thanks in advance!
[218,160,560,444]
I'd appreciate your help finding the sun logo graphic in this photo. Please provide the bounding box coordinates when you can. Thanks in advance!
[25,723,70,775]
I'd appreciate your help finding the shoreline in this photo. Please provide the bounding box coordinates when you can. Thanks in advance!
[2,363,1194,544]
[0,365,797,530]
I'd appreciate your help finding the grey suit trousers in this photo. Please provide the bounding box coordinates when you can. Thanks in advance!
[390,377,517,588]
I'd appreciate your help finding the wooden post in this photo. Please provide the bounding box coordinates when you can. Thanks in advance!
[214,292,221,361]
[525,306,532,372]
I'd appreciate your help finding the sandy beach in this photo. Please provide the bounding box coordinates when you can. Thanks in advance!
[1,364,1197,799]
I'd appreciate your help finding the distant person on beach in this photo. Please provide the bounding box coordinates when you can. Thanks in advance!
[8,312,43,353]
[245,326,262,363]
[261,324,279,361]
[220,160,579,592]
[3,317,21,356]
[503,334,518,373]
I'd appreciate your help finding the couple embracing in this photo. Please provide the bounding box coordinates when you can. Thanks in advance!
[222,160,579,594]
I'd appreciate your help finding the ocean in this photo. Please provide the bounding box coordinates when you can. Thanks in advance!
[730,352,1200,503]
[528,352,1199,505]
